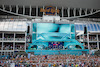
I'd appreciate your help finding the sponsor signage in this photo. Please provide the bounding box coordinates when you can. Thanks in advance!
[40,6,59,15]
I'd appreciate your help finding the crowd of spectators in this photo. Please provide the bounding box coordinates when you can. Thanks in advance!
[15,35,25,38]
[15,44,25,50]
[83,35,87,42]
[0,45,1,50]
[80,35,98,42]
[0,43,25,50]
[3,44,13,50]
[15,35,25,41]
[4,34,14,38]
[84,44,88,49]
[0,34,2,38]
[0,54,100,67]
[89,36,97,41]
[98,36,100,41]
[90,44,98,49]
[0,34,25,41]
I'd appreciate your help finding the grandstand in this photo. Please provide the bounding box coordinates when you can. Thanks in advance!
[0,19,100,55]
[0,0,100,67]
[0,0,100,56]
[0,21,27,56]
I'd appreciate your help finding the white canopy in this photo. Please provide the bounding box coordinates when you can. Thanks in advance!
[0,21,27,32]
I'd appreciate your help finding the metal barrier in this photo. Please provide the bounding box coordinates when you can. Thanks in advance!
[4,38,14,41]
[0,38,25,41]
[15,38,25,41]
[0,38,2,41]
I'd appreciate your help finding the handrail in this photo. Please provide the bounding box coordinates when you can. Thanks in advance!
[0,38,25,41]
[4,38,14,41]
[15,38,25,41]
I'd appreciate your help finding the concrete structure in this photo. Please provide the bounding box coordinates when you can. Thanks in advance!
[0,21,27,55]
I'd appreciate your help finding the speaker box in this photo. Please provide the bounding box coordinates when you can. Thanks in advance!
[84,27,87,34]
[27,26,30,33]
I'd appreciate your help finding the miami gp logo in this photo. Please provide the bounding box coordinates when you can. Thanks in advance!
[40,6,59,15]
